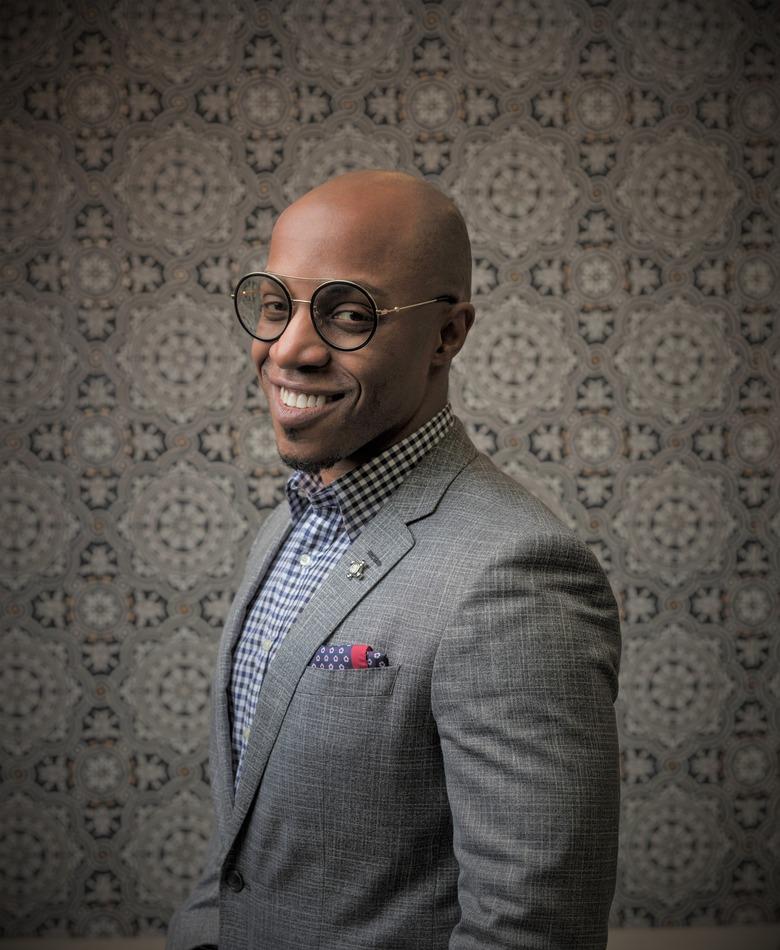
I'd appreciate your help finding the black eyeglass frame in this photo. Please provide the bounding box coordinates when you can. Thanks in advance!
[230,271,458,352]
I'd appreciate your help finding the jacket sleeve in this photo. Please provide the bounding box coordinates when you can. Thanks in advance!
[164,820,221,950]
[431,531,621,950]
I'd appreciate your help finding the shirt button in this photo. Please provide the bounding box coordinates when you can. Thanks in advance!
[261,638,273,652]
[299,553,311,566]
[242,727,251,740]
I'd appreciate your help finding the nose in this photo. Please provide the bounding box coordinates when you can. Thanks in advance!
[266,301,330,369]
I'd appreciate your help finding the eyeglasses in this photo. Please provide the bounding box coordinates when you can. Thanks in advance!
[231,272,457,351]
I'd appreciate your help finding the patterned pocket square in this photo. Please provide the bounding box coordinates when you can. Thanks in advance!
[309,644,389,669]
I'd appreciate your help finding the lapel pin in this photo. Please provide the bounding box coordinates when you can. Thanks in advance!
[346,559,367,580]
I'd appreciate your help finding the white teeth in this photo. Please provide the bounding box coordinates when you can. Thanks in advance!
[280,387,329,408]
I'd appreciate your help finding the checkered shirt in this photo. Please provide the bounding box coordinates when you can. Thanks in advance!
[229,404,455,785]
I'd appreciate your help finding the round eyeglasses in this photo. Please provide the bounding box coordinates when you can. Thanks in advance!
[231,272,457,352]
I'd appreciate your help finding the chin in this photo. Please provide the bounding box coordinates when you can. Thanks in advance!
[278,453,343,475]
[276,436,344,474]
[276,424,348,468]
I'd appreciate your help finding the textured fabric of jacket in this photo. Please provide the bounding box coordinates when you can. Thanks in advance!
[166,419,621,950]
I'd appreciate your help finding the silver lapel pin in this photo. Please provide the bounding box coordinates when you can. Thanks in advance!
[346,559,367,580]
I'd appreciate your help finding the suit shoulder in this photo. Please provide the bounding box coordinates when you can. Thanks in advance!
[438,449,575,543]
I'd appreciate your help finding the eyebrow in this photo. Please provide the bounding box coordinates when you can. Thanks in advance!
[270,272,385,297]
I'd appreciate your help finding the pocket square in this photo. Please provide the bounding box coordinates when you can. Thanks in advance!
[309,644,388,669]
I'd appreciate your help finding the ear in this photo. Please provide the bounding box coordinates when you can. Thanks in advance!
[431,302,475,367]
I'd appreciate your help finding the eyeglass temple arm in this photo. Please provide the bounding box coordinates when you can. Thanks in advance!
[376,294,457,316]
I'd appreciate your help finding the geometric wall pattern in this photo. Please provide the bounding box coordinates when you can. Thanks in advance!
[1,0,778,936]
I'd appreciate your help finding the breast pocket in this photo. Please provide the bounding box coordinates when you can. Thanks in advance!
[295,663,400,698]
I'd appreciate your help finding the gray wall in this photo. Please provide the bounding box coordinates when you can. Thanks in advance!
[1,0,778,937]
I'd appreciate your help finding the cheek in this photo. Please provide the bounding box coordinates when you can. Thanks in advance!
[358,352,427,407]
[251,340,270,372]
[344,353,389,399]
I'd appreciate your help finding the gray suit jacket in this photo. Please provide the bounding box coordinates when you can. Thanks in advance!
[166,420,621,950]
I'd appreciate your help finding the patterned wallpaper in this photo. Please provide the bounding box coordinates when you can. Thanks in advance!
[1,0,778,938]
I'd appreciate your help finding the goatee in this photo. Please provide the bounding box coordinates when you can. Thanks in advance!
[278,452,343,475]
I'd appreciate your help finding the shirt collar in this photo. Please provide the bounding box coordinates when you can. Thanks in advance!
[285,404,455,541]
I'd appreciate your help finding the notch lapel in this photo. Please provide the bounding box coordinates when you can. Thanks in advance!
[226,419,478,844]
[210,503,291,841]
[229,504,414,839]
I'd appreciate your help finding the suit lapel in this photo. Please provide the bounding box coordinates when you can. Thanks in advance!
[227,420,478,842]
[211,503,291,836]
[229,504,414,837]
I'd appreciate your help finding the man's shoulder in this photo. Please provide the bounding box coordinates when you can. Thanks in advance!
[440,447,573,541]
[430,449,619,625]
[398,418,575,542]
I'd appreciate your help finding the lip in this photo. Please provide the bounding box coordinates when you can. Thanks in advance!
[269,381,347,426]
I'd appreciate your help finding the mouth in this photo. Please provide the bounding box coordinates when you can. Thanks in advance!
[279,385,344,409]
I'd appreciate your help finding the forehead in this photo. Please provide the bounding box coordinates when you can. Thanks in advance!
[270,273,385,297]
[266,194,417,288]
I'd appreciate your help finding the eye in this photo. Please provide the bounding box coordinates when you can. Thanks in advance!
[329,305,373,324]
[321,305,375,335]
[259,297,289,321]
[312,283,376,340]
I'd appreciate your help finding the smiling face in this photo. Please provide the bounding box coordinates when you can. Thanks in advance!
[252,171,473,483]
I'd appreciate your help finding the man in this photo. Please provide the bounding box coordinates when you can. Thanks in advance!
[166,171,621,950]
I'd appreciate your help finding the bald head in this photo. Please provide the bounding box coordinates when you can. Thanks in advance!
[269,171,472,300]
[254,170,476,481]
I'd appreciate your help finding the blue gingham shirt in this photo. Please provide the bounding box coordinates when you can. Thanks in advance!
[229,404,455,785]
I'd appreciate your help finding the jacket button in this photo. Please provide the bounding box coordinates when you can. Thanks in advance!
[224,868,244,892]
